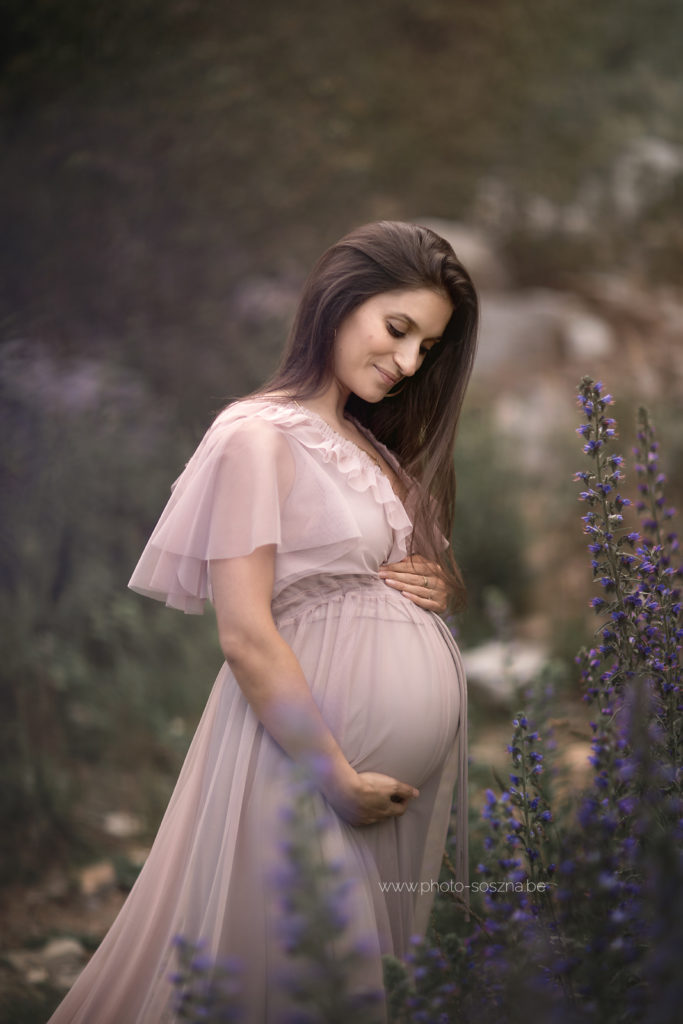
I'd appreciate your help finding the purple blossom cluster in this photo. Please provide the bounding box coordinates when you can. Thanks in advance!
[575,380,681,715]
[169,934,244,1022]
[383,932,467,1023]
[475,714,556,917]
[168,766,385,1024]
[460,711,566,1020]
[271,770,384,1023]
[386,377,682,1023]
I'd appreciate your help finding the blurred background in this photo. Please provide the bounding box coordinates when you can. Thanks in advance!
[1,0,682,1017]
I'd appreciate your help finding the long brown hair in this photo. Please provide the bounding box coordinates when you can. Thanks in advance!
[251,220,479,611]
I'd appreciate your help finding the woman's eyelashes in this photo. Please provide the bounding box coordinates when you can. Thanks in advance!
[386,321,434,356]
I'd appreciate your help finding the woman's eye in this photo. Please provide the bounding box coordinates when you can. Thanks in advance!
[386,323,405,339]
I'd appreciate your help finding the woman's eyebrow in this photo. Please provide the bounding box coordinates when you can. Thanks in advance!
[387,311,443,342]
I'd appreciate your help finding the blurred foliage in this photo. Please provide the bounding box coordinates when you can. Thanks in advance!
[0,343,220,881]
[1,0,683,422]
[452,407,530,645]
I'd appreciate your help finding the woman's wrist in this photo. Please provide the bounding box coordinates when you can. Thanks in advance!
[316,755,359,805]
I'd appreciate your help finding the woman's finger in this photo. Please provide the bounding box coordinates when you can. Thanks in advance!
[378,555,448,612]
[380,576,448,612]
[381,554,434,574]
[380,556,445,584]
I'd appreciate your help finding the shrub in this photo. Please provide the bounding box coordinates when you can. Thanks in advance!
[387,377,681,1022]
[0,344,219,880]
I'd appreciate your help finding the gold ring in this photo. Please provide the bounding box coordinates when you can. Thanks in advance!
[423,576,429,589]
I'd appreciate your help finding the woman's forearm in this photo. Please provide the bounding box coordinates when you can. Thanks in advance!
[222,628,358,799]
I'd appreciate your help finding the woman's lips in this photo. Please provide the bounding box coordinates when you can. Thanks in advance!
[375,365,399,386]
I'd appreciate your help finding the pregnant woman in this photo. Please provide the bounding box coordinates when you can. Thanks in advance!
[48,220,478,1022]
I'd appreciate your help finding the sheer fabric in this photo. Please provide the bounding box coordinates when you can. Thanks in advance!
[49,397,468,1023]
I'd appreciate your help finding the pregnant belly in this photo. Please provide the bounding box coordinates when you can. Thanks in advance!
[278,585,463,789]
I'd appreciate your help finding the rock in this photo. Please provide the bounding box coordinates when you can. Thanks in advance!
[124,844,151,868]
[42,937,87,961]
[44,936,88,990]
[473,288,615,381]
[612,136,683,220]
[103,810,144,839]
[462,641,548,706]
[475,290,559,375]
[78,860,117,897]
[492,378,575,473]
[578,272,661,327]
[5,938,87,990]
[563,308,614,362]
[27,966,50,984]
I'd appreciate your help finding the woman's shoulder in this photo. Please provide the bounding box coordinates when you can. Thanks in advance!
[169,397,297,488]
[205,394,298,444]
[212,393,294,425]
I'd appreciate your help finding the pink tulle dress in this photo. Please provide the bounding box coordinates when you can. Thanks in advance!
[47,396,468,1023]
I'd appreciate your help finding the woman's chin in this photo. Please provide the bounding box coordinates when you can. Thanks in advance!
[355,382,394,404]
[348,390,385,404]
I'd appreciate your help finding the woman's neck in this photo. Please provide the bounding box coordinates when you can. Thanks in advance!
[265,383,351,431]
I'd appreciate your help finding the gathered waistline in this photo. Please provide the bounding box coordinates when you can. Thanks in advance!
[271,572,400,624]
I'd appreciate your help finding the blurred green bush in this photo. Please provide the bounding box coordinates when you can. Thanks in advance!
[452,407,530,646]
[0,343,220,881]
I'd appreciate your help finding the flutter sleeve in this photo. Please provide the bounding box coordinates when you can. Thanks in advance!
[128,413,295,614]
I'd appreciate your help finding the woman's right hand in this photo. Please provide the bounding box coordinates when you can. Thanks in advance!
[323,770,420,826]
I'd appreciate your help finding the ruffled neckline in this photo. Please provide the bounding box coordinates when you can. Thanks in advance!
[291,401,409,490]
[218,396,415,562]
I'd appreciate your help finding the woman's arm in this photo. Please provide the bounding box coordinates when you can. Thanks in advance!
[210,545,419,826]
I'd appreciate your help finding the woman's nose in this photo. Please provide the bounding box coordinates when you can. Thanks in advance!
[394,340,422,377]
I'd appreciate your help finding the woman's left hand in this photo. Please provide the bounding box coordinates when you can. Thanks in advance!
[378,554,449,613]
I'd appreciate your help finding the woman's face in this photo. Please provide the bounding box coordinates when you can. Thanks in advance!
[332,287,453,402]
